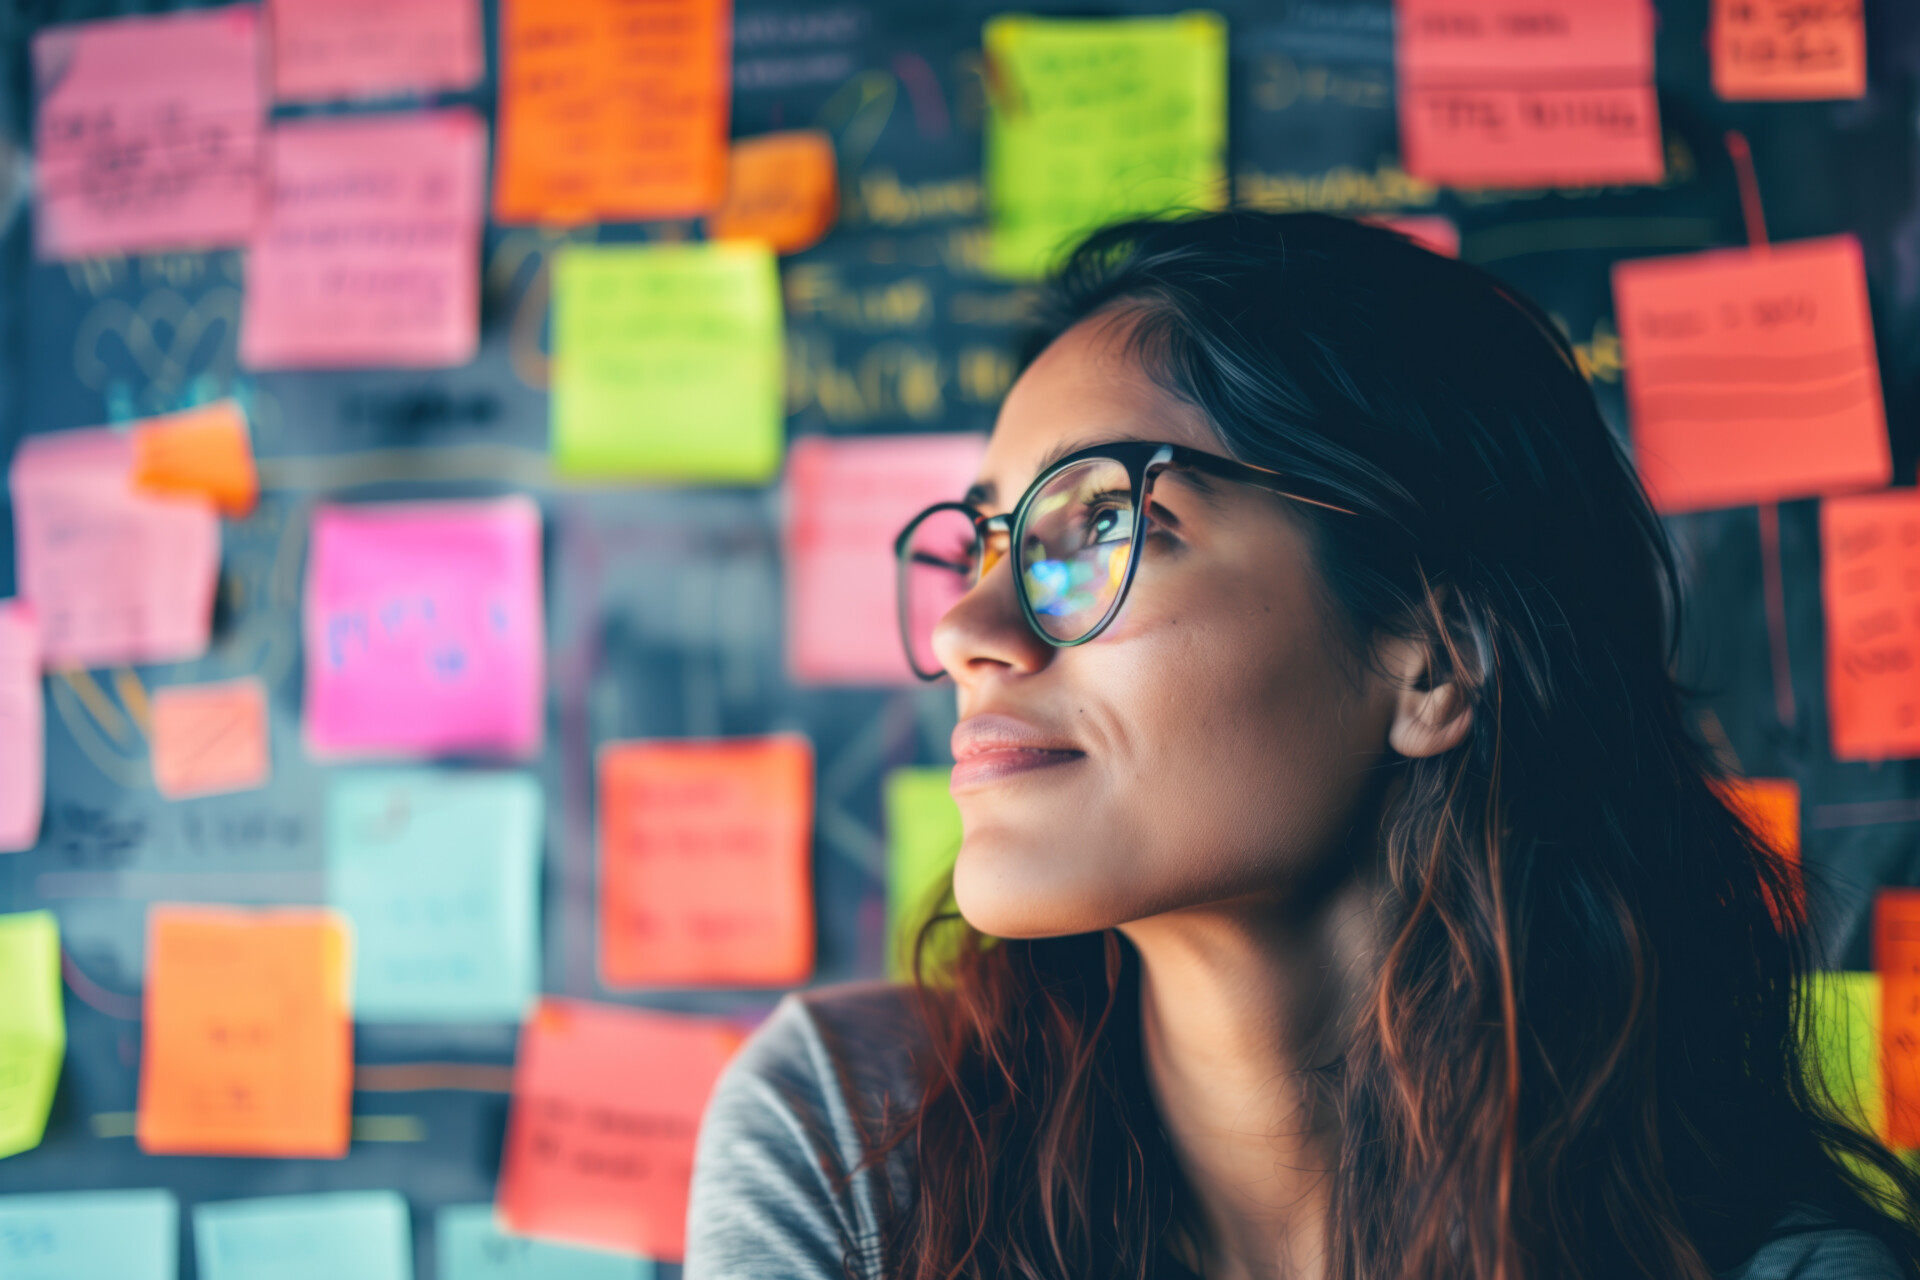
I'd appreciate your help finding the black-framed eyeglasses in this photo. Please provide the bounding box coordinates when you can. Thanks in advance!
[893,440,1355,681]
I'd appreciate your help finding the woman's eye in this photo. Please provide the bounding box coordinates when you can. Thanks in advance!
[1084,498,1135,543]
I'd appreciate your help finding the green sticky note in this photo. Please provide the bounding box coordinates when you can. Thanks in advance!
[1808,970,1883,1138]
[551,242,785,482]
[436,1204,652,1280]
[0,910,64,1158]
[984,12,1228,279]
[884,767,962,978]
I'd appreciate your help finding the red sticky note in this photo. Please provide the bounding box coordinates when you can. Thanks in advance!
[598,736,814,988]
[1372,214,1460,257]
[1820,492,1920,762]
[496,999,741,1261]
[131,400,258,517]
[494,0,733,225]
[786,434,987,685]
[241,111,488,370]
[270,0,484,103]
[1613,236,1889,513]
[151,677,271,801]
[1712,0,1866,102]
[137,906,353,1158]
[1874,890,1920,1148]
[0,603,43,853]
[708,130,839,255]
[1395,0,1664,189]
[32,6,263,260]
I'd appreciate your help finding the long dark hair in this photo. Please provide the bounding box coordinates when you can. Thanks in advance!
[882,211,1920,1279]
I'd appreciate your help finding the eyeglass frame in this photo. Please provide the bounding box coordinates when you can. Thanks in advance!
[893,440,1357,681]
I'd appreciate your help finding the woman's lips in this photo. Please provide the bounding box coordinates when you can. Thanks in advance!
[950,714,1085,789]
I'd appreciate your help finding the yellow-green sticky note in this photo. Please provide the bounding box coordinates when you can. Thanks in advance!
[884,767,963,978]
[551,242,785,482]
[0,910,65,1158]
[984,12,1228,279]
[1808,971,1882,1137]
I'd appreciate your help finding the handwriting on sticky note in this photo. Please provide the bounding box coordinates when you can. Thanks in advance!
[709,131,839,254]
[786,434,988,685]
[1394,0,1664,189]
[32,6,262,259]
[437,1203,653,1280]
[1876,890,1920,1148]
[193,1192,411,1280]
[131,401,257,517]
[9,428,220,669]
[0,911,64,1159]
[271,0,483,102]
[1712,0,1865,101]
[241,111,487,370]
[328,770,542,1021]
[1820,493,1920,762]
[0,604,43,853]
[494,0,731,224]
[497,1000,740,1262]
[552,244,784,481]
[1614,236,1889,513]
[0,1189,178,1280]
[303,497,544,760]
[599,737,813,988]
[885,767,962,978]
[984,13,1228,278]
[138,907,351,1157]
[151,678,271,801]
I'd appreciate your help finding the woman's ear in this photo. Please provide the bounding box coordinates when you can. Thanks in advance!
[1377,634,1474,759]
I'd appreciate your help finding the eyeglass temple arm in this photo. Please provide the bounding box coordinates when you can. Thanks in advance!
[1172,451,1360,517]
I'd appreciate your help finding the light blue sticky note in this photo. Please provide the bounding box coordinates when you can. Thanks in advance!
[0,1189,178,1280]
[436,1204,653,1280]
[193,1191,411,1280]
[326,770,542,1022]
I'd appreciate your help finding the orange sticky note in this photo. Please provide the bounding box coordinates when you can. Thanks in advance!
[151,677,271,800]
[131,401,258,517]
[496,999,741,1261]
[137,906,352,1158]
[1820,493,1920,762]
[1395,0,1664,189]
[708,130,839,254]
[1711,777,1801,914]
[1712,0,1865,101]
[494,0,732,225]
[1613,236,1889,513]
[1874,890,1920,1147]
[598,736,814,988]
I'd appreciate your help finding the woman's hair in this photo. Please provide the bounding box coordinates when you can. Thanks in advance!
[880,211,1920,1280]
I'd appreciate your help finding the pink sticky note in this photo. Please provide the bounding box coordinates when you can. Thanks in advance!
[240,111,488,369]
[152,677,272,800]
[0,603,44,853]
[32,6,263,260]
[787,434,987,685]
[304,497,544,760]
[270,0,483,102]
[9,429,220,669]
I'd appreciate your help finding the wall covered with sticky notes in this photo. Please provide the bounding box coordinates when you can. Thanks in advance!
[5,0,1920,1277]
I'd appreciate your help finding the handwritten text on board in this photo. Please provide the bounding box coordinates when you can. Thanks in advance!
[0,911,64,1159]
[0,1189,178,1280]
[1821,493,1920,762]
[270,0,483,103]
[193,1192,411,1280]
[0,605,43,853]
[1712,0,1865,101]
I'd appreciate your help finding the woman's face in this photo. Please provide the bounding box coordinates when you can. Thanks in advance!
[936,316,1408,939]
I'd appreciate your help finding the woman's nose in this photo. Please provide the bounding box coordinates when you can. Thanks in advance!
[929,553,1053,681]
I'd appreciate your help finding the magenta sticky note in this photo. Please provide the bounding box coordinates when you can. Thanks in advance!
[270,0,484,103]
[0,603,44,853]
[240,110,488,370]
[9,429,220,669]
[303,497,545,760]
[32,6,263,260]
[786,434,987,685]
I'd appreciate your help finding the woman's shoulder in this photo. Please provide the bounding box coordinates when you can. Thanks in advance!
[1721,1204,1907,1280]
[734,980,929,1114]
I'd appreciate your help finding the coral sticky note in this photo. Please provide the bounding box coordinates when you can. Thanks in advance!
[1820,493,1920,761]
[9,428,220,669]
[327,770,542,1021]
[1875,890,1920,1147]
[786,434,988,685]
[497,1000,740,1262]
[32,6,262,259]
[494,0,732,224]
[270,0,483,102]
[241,111,488,369]
[1394,0,1664,189]
[984,13,1228,278]
[1712,0,1865,101]
[0,1189,179,1280]
[551,244,784,482]
[0,911,65,1159]
[304,498,544,760]
[709,131,839,255]
[598,736,813,988]
[0,604,43,853]
[437,1203,653,1280]
[885,767,962,978]
[194,1193,411,1280]
[151,678,271,801]
[131,401,258,517]
[137,906,352,1158]
[1613,236,1889,513]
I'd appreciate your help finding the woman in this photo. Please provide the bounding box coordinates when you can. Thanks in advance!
[685,212,1920,1279]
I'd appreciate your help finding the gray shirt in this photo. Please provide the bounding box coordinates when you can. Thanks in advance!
[685,983,1905,1280]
